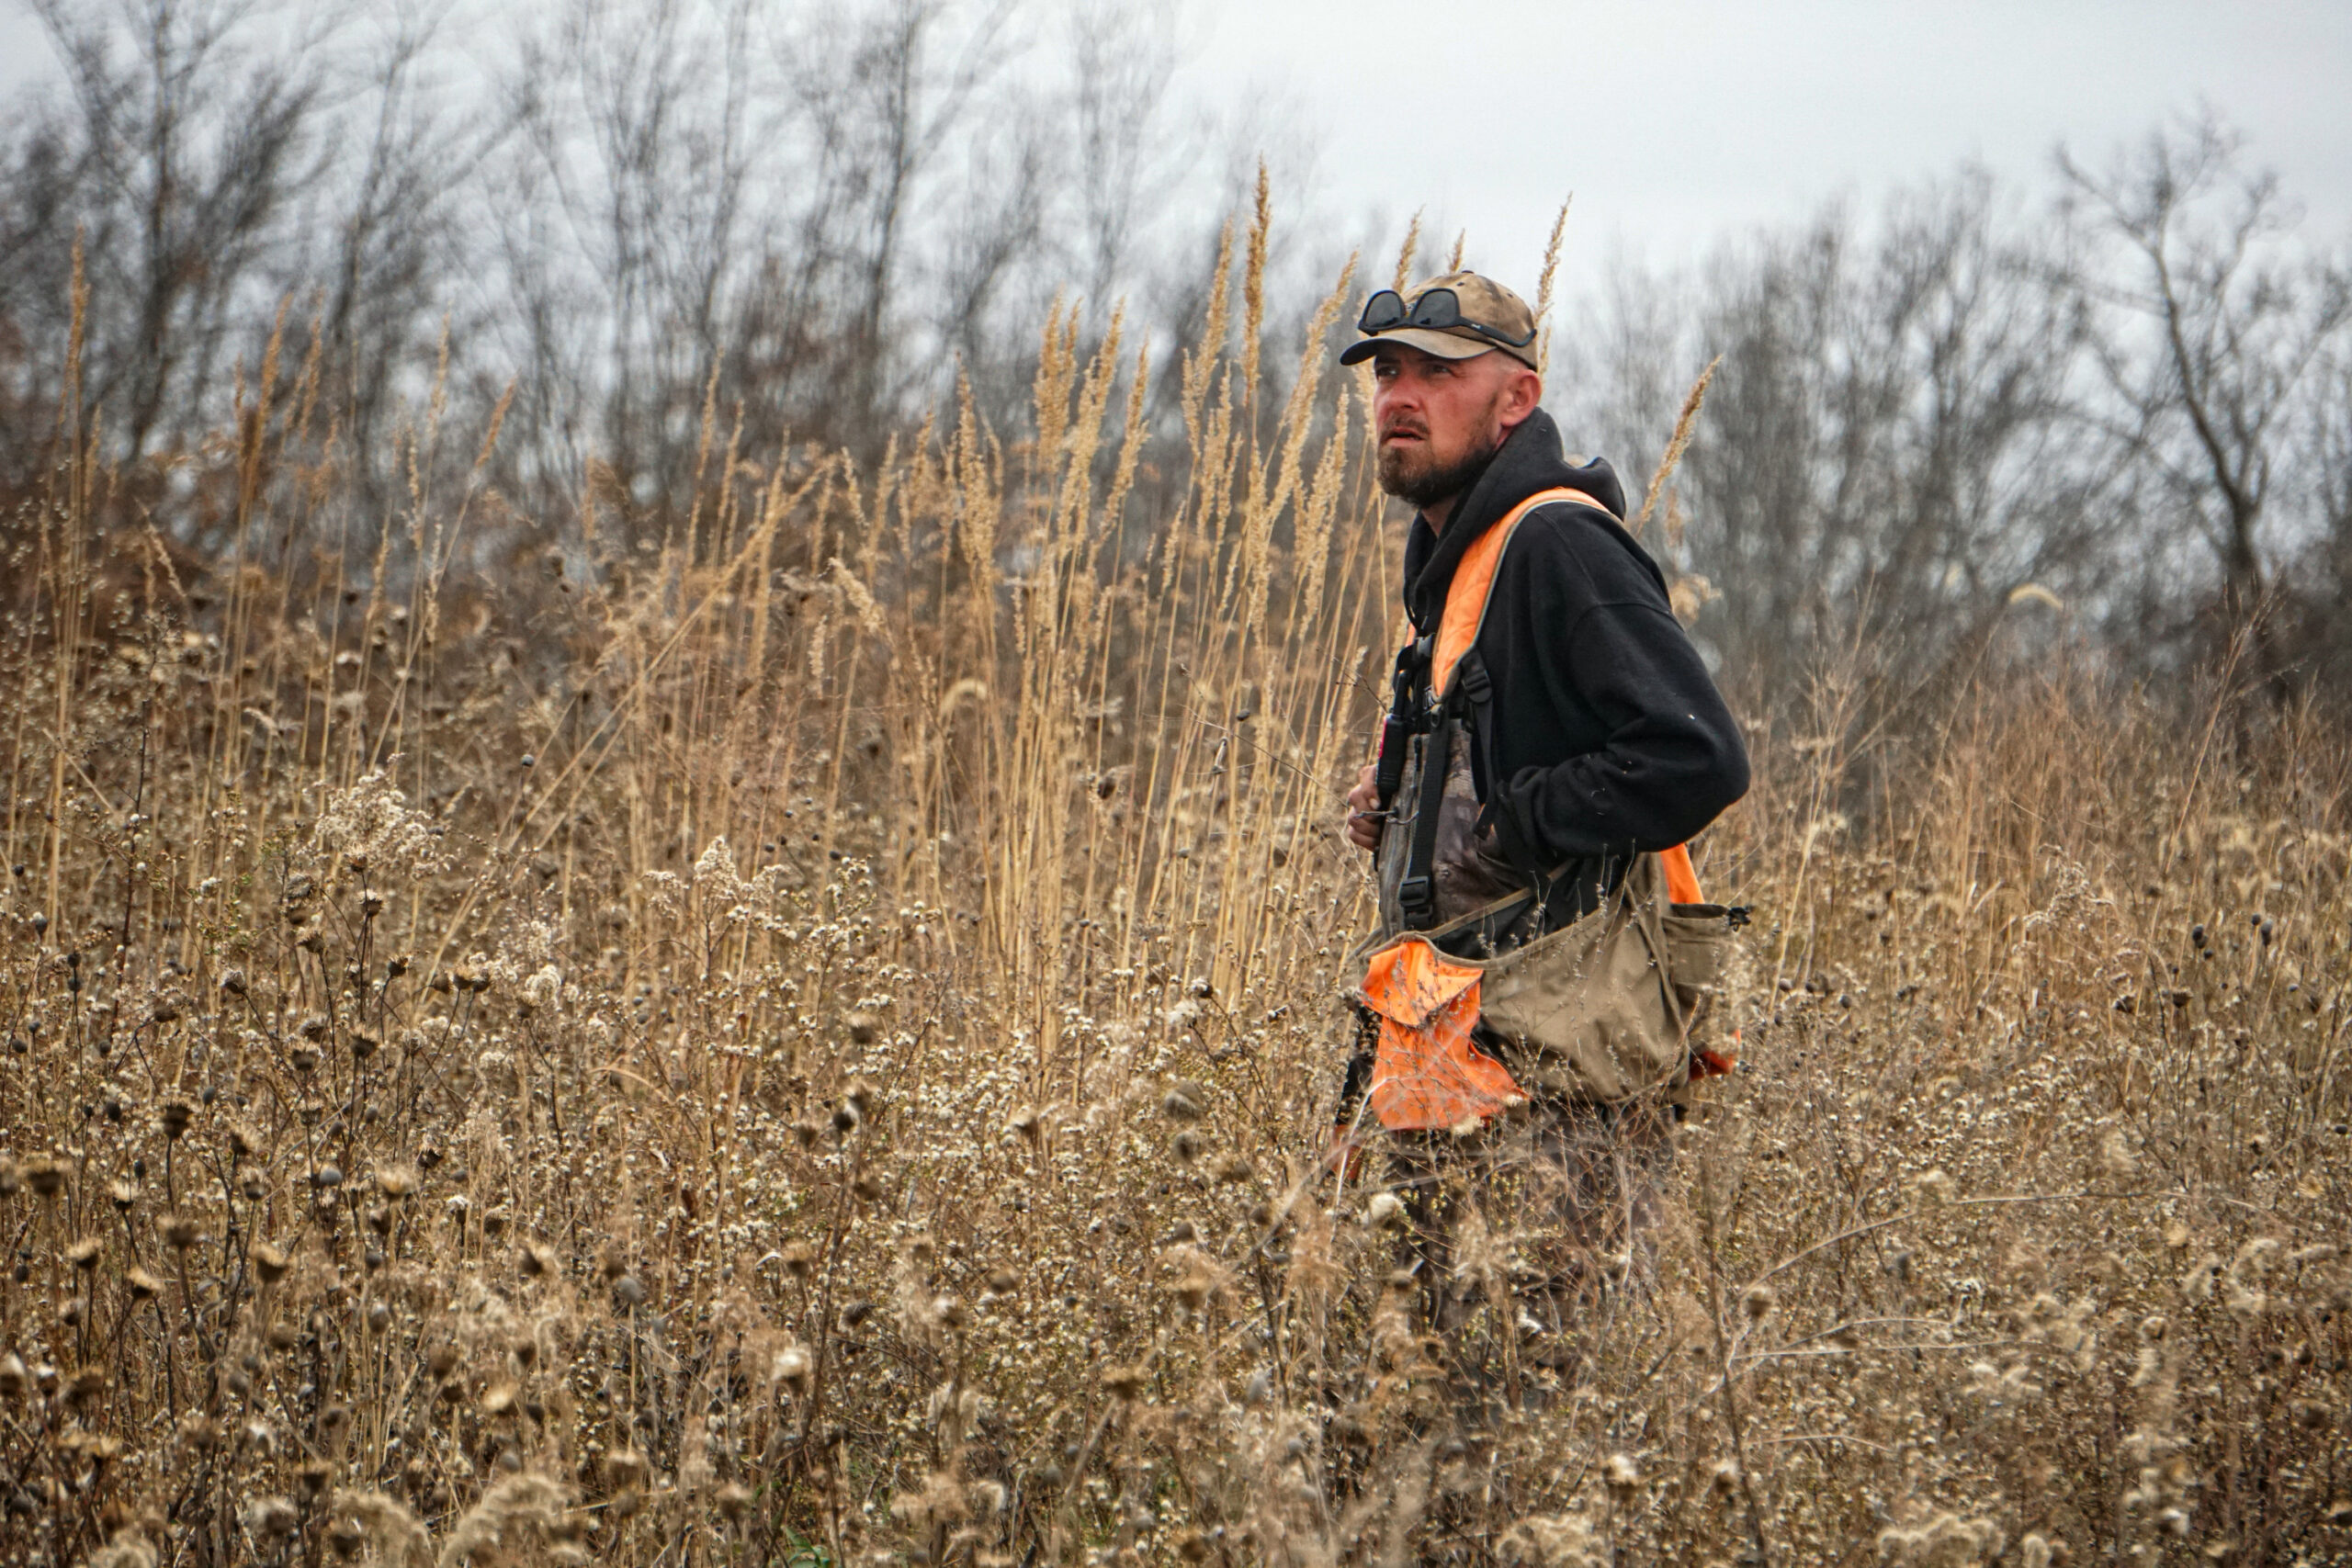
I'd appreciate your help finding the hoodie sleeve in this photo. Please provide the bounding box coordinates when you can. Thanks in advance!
[1479,519,1750,868]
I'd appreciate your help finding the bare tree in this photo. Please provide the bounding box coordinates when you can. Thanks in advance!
[2060,114,2352,701]
[1559,175,2119,714]
[13,0,326,461]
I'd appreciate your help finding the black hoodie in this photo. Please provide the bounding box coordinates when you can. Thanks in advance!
[1398,408,1749,872]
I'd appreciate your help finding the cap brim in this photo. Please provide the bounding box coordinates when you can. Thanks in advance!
[1338,328,1496,366]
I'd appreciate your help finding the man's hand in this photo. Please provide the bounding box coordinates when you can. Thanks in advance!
[1344,763,1384,852]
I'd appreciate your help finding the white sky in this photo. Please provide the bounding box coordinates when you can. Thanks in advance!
[4,0,2346,290]
[1189,0,2352,291]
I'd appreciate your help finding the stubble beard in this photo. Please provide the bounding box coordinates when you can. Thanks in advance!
[1376,433,1502,512]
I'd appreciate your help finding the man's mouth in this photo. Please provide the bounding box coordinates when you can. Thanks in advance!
[1381,428,1426,444]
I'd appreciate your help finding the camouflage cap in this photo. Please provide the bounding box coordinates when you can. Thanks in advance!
[1339,270,1541,371]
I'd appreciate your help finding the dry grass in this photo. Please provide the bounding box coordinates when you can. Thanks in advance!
[1,216,2348,1568]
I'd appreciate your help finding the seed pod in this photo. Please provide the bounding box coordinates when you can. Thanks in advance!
[0,1355,26,1402]
[160,1213,203,1251]
[775,1345,814,1395]
[289,1044,321,1075]
[613,1274,647,1308]
[66,1238,101,1270]
[109,1180,136,1212]
[254,1244,291,1284]
[246,1497,300,1540]
[160,1098,194,1139]
[23,1159,65,1199]
[219,969,247,996]
[125,1268,159,1300]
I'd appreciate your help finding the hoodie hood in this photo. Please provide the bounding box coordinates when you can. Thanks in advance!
[1400,408,1652,630]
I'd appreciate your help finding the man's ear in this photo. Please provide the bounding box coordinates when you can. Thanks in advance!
[1497,366,1544,431]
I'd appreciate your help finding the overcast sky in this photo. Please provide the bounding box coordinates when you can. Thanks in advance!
[5,0,2346,294]
[1190,0,2352,291]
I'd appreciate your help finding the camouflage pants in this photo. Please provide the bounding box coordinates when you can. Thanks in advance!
[1387,1095,1676,1407]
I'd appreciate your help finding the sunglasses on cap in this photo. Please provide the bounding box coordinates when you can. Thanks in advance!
[1356,287,1536,349]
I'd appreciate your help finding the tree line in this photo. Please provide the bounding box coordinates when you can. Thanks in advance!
[4,0,2346,726]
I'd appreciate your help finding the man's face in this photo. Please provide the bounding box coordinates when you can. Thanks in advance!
[1371,345,1538,512]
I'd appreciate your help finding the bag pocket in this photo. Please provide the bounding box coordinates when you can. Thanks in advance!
[1476,863,1686,1103]
[1660,901,1734,1029]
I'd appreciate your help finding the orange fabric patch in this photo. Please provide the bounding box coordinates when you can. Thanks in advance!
[1660,842,1702,906]
[1358,939,1523,1131]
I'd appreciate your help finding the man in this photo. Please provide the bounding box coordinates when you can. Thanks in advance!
[1338,270,1747,1397]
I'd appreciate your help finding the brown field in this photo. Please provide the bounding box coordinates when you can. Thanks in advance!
[3,221,2348,1567]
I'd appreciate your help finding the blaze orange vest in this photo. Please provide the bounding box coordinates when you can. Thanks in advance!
[1358,487,1720,1133]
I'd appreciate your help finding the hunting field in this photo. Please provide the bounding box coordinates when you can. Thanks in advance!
[2,210,2349,1568]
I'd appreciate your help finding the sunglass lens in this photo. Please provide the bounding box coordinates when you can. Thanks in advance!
[1359,290,1407,332]
[1407,288,1461,330]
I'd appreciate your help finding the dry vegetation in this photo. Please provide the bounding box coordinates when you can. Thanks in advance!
[3,209,2349,1568]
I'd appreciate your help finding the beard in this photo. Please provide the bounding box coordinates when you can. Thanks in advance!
[1376,432,1501,511]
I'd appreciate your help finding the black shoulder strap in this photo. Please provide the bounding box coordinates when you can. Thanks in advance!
[1396,688,1453,930]
[1373,634,1430,813]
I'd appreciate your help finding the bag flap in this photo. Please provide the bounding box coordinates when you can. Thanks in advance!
[1354,937,1482,1029]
